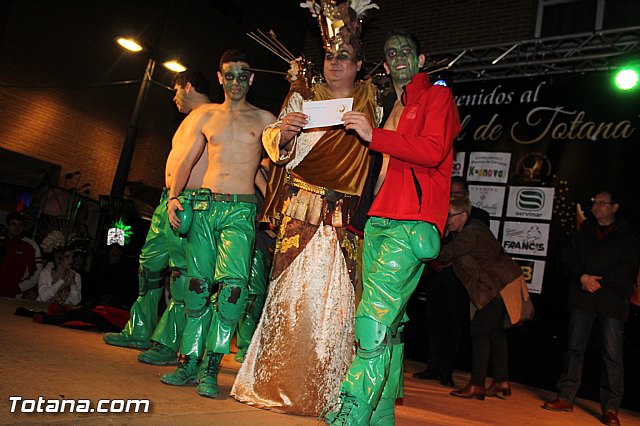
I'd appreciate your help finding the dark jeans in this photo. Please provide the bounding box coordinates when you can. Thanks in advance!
[470,296,508,386]
[426,267,469,375]
[557,309,625,412]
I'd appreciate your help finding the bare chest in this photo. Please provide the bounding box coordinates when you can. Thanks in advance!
[384,100,404,131]
[203,112,263,146]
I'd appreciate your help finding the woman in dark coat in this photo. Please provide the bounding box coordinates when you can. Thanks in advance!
[437,197,526,400]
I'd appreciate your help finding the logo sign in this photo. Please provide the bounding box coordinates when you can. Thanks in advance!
[489,220,501,239]
[453,151,465,177]
[466,152,511,183]
[506,187,555,220]
[469,185,505,217]
[502,221,550,256]
[513,257,545,294]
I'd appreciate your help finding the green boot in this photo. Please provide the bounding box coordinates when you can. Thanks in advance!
[103,332,152,350]
[103,286,163,349]
[196,352,224,398]
[327,393,373,426]
[234,347,247,363]
[137,343,178,365]
[160,355,199,386]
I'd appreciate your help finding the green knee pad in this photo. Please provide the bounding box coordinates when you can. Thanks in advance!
[245,293,265,324]
[205,279,248,354]
[217,279,248,326]
[169,268,187,303]
[138,266,164,296]
[236,293,264,350]
[355,316,389,359]
[185,278,213,318]
[409,222,440,261]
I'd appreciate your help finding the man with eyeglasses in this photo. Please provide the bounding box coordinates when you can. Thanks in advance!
[414,176,490,388]
[543,190,639,426]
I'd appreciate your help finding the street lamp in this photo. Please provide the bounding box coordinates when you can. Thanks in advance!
[110,37,186,197]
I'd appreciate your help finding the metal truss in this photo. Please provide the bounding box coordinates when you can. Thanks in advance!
[421,26,640,83]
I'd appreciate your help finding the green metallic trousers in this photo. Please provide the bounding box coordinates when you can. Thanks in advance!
[119,190,187,345]
[340,217,439,419]
[179,196,256,359]
[235,248,270,357]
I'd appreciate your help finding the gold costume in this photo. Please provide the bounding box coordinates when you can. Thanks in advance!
[231,81,380,415]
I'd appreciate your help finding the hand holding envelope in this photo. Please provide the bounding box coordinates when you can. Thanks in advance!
[302,98,353,129]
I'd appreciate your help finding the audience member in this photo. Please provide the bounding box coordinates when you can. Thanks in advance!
[36,246,82,305]
[0,211,42,299]
[414,176,490,388]
[441,197,527,401]
[543,190,639,426]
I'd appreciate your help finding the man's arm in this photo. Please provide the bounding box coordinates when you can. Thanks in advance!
[370,88,459,166]
[167,111,209,228]
[343,87,459,167]
[437,229,478,265]
[262,92,306,164]
[18,239,42,293]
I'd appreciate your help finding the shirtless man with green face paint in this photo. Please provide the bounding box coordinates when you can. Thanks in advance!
[161,49,276,398]
[219,62,252,102]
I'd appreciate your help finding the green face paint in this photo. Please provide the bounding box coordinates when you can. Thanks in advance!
[220,62,251,101]
[384,35,420,87]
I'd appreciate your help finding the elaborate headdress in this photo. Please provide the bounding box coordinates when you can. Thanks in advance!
[301,0,379,52]
[245,1,378,98]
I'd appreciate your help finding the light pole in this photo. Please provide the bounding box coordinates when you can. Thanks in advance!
[110,55,156,197]
[110,37,186,197]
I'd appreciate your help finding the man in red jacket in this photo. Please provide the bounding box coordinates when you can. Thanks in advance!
[328,29,460,425]
[0,211,42,298]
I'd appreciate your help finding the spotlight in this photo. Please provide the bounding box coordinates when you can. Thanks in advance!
[614,68,638,91]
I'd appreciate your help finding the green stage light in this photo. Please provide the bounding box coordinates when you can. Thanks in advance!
[614,68,638,91]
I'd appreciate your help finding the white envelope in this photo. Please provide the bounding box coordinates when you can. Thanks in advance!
[302,98,353,129]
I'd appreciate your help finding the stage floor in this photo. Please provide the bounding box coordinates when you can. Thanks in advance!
[1,297,638,425]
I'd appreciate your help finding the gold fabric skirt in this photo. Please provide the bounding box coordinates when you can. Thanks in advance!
[231,219,355,416]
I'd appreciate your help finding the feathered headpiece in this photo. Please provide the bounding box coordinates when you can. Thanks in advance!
[301,0,379,52]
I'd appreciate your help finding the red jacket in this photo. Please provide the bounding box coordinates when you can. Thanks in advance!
[368,73,460,235]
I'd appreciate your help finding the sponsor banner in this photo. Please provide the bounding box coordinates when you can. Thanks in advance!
[506,186,555,220]
[489,220,500,238]
[452,151,465,177]
[469,185,506,217]
[466,152,511,183]
[502,221,550,256]
[513,258,545,294]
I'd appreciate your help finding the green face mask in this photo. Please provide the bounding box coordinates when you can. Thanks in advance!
[220,62,251,101]
[384,35,420,87]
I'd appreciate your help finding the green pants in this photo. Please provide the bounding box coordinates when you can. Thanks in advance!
[119,189,188,344]
[341,217,438,410]
[235,249,270,356]
[179,191,256,358]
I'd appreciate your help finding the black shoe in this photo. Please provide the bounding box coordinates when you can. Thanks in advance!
[413,369,440,380]
[440,374,455,388]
